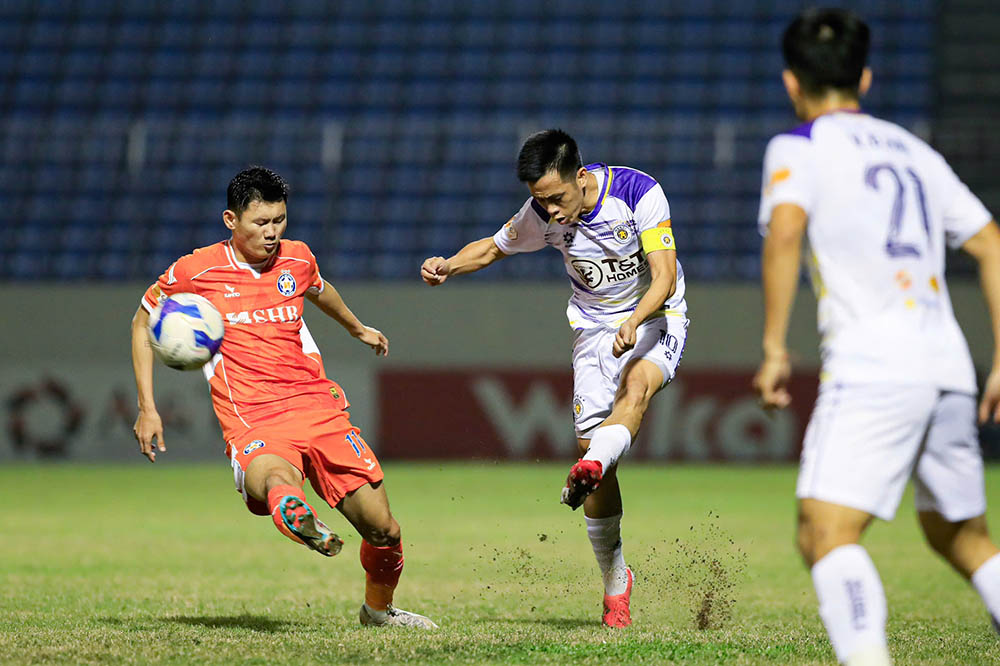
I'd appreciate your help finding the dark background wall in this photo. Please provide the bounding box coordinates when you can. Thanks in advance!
[3,1,997,462]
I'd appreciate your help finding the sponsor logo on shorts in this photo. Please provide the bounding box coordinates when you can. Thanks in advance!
[243,439,265,455]
[330,386,341,399]
[363,457,376,471]
[277,270,297,297]
[570,250,647,289]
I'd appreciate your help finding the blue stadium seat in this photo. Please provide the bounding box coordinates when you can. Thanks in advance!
[3,1,936,282]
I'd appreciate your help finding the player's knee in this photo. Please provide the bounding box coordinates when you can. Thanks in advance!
[797,518,862,567]
[615,382,652,416]
[362,516,400,548]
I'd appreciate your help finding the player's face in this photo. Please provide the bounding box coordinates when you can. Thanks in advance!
[527,168,587,225]
[223,199,287,263]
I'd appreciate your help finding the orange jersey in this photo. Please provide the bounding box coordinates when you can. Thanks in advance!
[141,239,347,442]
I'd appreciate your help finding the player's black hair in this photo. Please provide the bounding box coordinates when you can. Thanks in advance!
[226,166,290,216]
[782,8,870,98]
[517,129,583,183]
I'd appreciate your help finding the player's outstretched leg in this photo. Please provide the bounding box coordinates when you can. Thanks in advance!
[267,484,344,556]
[245,453,343,556]
[339,481,437,629]
[919,511,1000,633]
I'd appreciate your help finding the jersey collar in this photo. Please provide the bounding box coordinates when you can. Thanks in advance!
[580,163,612,224]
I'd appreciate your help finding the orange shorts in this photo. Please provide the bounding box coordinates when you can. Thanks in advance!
[225,393,384,516]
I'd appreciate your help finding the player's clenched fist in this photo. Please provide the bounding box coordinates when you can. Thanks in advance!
[613,320,637,358]
[421,257,451,286]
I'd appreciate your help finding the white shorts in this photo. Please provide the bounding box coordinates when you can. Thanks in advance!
[797,383,986,522]
[572,315,688,438]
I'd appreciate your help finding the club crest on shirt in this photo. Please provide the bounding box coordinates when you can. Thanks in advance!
[504,219,518,240]
[612,223,632,243]
[276,270,297,297]
[243,439,265,455]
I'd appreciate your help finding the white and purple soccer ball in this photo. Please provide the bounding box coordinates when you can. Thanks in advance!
[148,293,225,371]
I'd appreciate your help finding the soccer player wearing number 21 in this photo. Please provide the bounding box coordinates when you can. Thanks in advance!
[421,129,688,627]
[753,9,1000,665]
[130,167,436,629]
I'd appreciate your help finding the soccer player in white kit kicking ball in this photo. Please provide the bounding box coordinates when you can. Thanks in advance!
[420,129,688,627]
[753,8,1000,665]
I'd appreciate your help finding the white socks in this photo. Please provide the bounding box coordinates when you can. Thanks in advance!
[582,424,632,473]
[586,513,629,596]
[363,603,388,623]
[811,545,889,665]
[582,426,631,597]
[971,552,1000,627]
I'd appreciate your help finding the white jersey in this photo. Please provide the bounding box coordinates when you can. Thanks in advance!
[758,110,992,393]
[494,163,687,330]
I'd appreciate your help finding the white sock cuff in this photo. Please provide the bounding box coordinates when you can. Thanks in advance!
[812,544,874,578]
[972,552,1000,589]
[586,514,623,545]
[585,513,623,529]
[582,424,632,471]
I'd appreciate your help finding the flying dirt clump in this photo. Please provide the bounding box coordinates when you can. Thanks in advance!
[662,511,748,630]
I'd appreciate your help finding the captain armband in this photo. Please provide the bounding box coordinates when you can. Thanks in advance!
[640,226,676,253]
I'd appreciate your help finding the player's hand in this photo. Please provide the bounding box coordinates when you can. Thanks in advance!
[421,257,451,286]
[357,326,389,356]
[613,320,638,358]
[753,352,792,410]
[133,409,165,463]
[979,366,1000,424]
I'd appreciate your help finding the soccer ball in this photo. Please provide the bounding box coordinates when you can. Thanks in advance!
[148,293,225,370]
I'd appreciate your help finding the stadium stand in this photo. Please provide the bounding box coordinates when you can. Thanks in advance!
[1,0,934,281]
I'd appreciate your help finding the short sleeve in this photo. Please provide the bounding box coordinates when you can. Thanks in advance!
[305,246,325,295]
[140,257,192,312]
[758,134,815,235]
[633,184,671,233]
[939,163,992,249]
[492,198,548,254]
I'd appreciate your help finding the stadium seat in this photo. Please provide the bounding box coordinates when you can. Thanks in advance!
[1,1,937,281]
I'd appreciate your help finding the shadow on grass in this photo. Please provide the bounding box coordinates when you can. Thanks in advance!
[164,614,295,632]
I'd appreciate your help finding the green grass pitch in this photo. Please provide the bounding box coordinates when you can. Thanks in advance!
[2,463,999,664]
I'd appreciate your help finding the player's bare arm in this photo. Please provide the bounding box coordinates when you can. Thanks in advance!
[420,237,507,285]
[613,248,677,358]
[130,305,166,462]
[306,280,388,356]
[961,220,1000,423]
[753,202,808,409]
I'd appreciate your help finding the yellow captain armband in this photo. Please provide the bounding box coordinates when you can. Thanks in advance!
[640,225,676,253]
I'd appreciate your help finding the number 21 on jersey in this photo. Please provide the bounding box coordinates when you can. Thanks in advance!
[864,163,931,258]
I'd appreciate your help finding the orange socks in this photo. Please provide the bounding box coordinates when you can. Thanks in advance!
[360,540,404,611]
[267,484,308,545]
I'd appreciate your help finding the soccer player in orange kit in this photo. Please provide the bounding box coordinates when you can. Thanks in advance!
[130,166,436,628]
